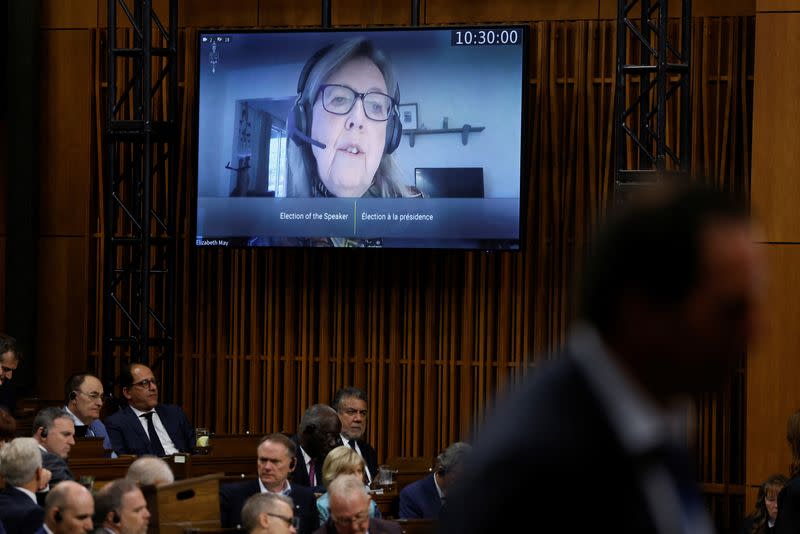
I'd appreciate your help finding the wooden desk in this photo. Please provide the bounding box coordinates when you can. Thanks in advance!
[385,457,433,493]
[371,488,399,518]
[71,437,106,458]
[69,456,135,483]
[142,473,223,534]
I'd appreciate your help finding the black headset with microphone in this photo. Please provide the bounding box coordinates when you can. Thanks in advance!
[287,42,402,155]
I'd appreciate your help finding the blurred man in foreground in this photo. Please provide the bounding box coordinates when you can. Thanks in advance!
[441,186,766,534]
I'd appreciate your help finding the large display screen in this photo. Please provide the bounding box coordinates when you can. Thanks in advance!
[195,27,527,249]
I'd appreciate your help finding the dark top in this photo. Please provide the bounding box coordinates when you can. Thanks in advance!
[312,518,401,534]
[0,486,44,534]
[41,449,75,486]
[219,479,318,534]
[105,404,195,456]
[776,476,800,534]
[399,474,441,519]
[440,354,661,534]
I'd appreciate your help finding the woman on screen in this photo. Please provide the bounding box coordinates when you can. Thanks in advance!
[287,39,420,198]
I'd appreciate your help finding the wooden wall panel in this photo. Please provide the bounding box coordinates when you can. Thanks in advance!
[39,30,92,237]
[598,0,755,18]
[746,245,800,495]
[258,0,322,26]
[332,0,411,27]
[36,237,89,398]
[177,0,258,28]
[40,1,98,29]
[424,0,598,23]
[757,0,800,11]
[750,13,800,242]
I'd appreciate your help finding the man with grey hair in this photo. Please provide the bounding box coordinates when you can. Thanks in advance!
[398,441,471,519]
[332,387,378,483]
[32,407,76,486]
[0,437,51,533]
[41,480,94,533]
[313,475,400,534]
[241,493,297,534]
[126,456,175,487]
[290,404,342,491]
[93,478,151,534]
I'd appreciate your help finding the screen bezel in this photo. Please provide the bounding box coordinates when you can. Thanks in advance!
[192,25,530,252]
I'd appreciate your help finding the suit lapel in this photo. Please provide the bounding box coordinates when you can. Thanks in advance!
[123,406,151,451]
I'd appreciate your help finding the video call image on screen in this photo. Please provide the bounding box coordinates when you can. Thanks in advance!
[195,27,526,249]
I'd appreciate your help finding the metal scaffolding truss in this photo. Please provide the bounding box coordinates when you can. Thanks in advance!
[104,0,178,400]
[615,0,692,192]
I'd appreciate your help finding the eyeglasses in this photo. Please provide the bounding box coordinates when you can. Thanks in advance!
[75,391,104,402]
[267,512,300,528]
[131,378,157,389]
[318,84,395,121]
[332,510,370,526]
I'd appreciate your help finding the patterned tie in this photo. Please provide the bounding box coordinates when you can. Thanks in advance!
[140,412,166,456]
[308,459,316,486]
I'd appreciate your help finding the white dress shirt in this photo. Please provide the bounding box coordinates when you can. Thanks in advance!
[258,477,292,495]
[129,405,178,455]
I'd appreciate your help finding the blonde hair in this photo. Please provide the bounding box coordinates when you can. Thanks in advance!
[322,445,365,488]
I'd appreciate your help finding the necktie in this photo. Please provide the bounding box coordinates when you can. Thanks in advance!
[140,412,166,456]
[86,426,95,437]
[348,439,357,450]
[308,459,316,486]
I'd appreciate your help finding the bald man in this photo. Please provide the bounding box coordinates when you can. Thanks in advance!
[39,480,94,534]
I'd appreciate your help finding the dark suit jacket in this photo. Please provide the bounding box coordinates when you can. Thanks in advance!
[105,404,195,456]
[41,449,75,486]
[355,439,379,482]
[0,486,44,534]
[399,474,440,519]
[312,518,401,534]
[219,479,318,534]
[289,436,325,493]
[440,354,664,534]
[0,381,14,414]
[775,476,800,534]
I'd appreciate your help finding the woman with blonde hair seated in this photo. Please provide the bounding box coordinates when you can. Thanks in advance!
[316,445,380,523]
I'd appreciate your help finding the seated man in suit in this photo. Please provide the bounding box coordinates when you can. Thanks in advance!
[313,475,400,534]
[332,388,377,484]
[399,441,471,519]
[93,478,151,534]
[241,493,299,534]
[63,373,112,450]
[290,405,342,492]
[126,456,175,487]
[0,437,50,534]
[33,407,76,486]
[0,333,20,413]
[40,480,94,534]
[221,433,318,534]
[105,363,195,456]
